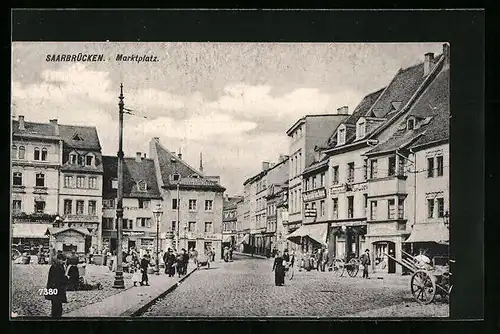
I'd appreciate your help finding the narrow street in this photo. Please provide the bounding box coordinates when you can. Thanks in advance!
[140,254,447,317]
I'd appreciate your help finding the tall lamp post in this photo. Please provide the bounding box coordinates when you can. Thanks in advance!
[170,157,180,251]
[113,83,125,289]
[153,203,163,275]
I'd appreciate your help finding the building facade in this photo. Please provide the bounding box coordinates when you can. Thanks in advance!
[149,137,225,259]
[223,195,243,249]
[101,153,163,254]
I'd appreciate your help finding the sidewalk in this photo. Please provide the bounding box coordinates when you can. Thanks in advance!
[64,262,197,317]
[232,251,269,260]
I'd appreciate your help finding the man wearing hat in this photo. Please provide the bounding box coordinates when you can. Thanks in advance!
[45,253,68,317]
[360,249,371,279]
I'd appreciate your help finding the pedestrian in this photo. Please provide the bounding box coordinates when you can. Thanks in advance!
[66,250,80,291]
[181,248,189,275]
[229,247,233,261]
[223,246,229,262]
[360,249,371,279]
[140,254,150,286]
[272,250,285,286]
[131,262,141,286]
[45,253,68,317]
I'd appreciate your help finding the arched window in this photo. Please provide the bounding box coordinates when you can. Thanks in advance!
[34,147,40,161]
[41,148,48,161]
[18,146,25,160]
[11,145,17,159]
[35,173,45,187]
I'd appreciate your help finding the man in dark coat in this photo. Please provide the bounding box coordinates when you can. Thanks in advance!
[360,249,371,279]
[140,254,150,286]
[272,251,285,286]
[66,250,80,291]
[181,248,189,275]
[164,248,176,277]
[45,253,68,317]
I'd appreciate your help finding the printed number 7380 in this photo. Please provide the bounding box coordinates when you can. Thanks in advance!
[38,288,58,296]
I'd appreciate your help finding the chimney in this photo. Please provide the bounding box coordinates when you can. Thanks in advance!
[49,119,59,135]
[262,161,270,171]
[178,148,182,160]
[199,152,204,174]
[143,153,147,159]
[424,52,435,76]
[443,43,450,66]
[153,137,160,143]
[136,152,142,162]
[18,115,25,130]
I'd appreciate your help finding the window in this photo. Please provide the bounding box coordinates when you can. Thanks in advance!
[407,119,415,130]
[35,173,45,187]
[188,221,196,232]
[88,201,97,215]
[204,222,213,233]
[320,173,325,187]
[370,201,378,220]
[437,156,444,176]
[35,200,45,214]
[72,134,83,141]
[103,199,115,209]
[34,147,40,160]
[76,200,85,214]
[64,175,74,188]
[370,160,378,179]
[18,146,25,160]
[304,178,309,191]
[103,218,114,230]
[427,199,435,218]
[172,173,180,182]
[347,162,355,183]
[357,121,366,138]
[89,177,97,189]
[70,154,77,164]
[388,156,396,176]
[138,199,150,209]
[76,176,86,188]
[437,198,445,218]
[388,199,396,219]
[398,156,405,176]
[364,194,368,216]
[64,200,72,214]
[427,158,435,177]
[320,200,325,216]
[312,176,317,189]
[41,148,48,161]
[332,198,338,219]
[347,196,354,219]
[172,198,179,210]
[12,145,17,159]
[12,200,22,213]
[298,188,301,211]
[86,155,93,166]
[127,219,134,230]
[298,152,302,173]
[338,128,346,145]
[205,200,213,211]
[13,172,22,186]
[398,198,405,219]
[332,166,339,184]
[111,179,118,189]
[189,199,197,211]
[136,218,151,228]
[171,221,177,231]
[304,203,309,210]
[137,181,147,192]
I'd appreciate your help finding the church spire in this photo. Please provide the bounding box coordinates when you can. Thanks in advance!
[199,152,204,174]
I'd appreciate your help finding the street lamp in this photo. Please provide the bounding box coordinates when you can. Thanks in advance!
[53,215,63,228]
[152,203,163,275]
[170,157,180,251]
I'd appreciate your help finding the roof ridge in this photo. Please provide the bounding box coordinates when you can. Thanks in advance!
[155,141,203,177]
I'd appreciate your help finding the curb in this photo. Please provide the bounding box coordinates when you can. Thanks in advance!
[233,251,269,260]
[123,266,198,317]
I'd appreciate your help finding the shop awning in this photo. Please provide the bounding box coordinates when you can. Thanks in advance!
[239,234,250,244]
[12,224,52,238]
[404,223,449,245]
[222,235,232,243]
[287,223,328,246]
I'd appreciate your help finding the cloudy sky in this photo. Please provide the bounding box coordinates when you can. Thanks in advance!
[11,42,443,195]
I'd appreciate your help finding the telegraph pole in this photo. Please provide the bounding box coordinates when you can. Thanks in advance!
[113,83,125,289]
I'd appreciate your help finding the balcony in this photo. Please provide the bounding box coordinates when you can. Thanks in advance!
[12,185,26,193]
[367,176,407,197]
[33,186,49,194]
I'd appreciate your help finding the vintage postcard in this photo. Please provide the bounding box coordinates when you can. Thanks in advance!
[10,40,454,319]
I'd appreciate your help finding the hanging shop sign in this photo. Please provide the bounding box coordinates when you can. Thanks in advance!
[302,188,326,202]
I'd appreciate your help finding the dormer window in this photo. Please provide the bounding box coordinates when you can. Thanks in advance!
[111,178,118,189]
[86,155,94,166]
[69,153,77,164]
[337,126,346,146]
[171,173,181,182]
[72,134,83,141]
[78,155,85,166]
[356,118,366,139]
[407,118,415,130]
[137,180,147,192]
[191,174,199,178]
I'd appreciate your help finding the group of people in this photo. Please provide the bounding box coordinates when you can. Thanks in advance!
[162,248,190,278]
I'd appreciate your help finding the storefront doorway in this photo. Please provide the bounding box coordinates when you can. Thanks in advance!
[373,241,396,274]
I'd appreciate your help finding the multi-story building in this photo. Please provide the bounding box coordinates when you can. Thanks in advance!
[237,183,251,251]
[364,45,450,273]
[222,195,244,249]
[58,122,104,250]
[149,137,225,259]
[275,183,289,252]
[321,46,448,274]
[101,153,163,254]
[11,116,62,248]
[285,113,349,251]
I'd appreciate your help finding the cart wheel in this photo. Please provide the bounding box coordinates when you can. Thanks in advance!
[347,259,360,277]
[332,259,345,277]
[411,270,436,304]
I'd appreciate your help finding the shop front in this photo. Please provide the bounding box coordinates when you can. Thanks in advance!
[45,226,91,259]
[12,223,52,257]
[328,222,367,262]
[287,223,328,256]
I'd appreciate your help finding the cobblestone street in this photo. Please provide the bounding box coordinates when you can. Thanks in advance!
[141,255,449,317]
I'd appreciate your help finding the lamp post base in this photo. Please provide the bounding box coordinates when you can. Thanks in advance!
[113,271,125,289]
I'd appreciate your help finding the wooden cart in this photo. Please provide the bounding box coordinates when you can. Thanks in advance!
[331,257,360,278]
[385,250,452,304]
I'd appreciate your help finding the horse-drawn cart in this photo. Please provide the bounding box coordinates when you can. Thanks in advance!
[385,250,453,304]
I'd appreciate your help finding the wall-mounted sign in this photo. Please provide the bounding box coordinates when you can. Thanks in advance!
[304,209,317,218]
[204,233,222,240]
[329,184,346,196]
[350,183,368,192]
[123,231,145,236]
[302,188,326,202]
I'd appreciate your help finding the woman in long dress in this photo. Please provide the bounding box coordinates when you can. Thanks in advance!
[272,251,285,286]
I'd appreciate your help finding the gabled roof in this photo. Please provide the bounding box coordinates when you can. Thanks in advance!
[365,67,449,156]
[153,141,225,192]
[302,156,329,175]
[59,124,101,151]
[12,120,59,138]
[102,156,162,199]
[223,196,243,211]
[46,227,91,236]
